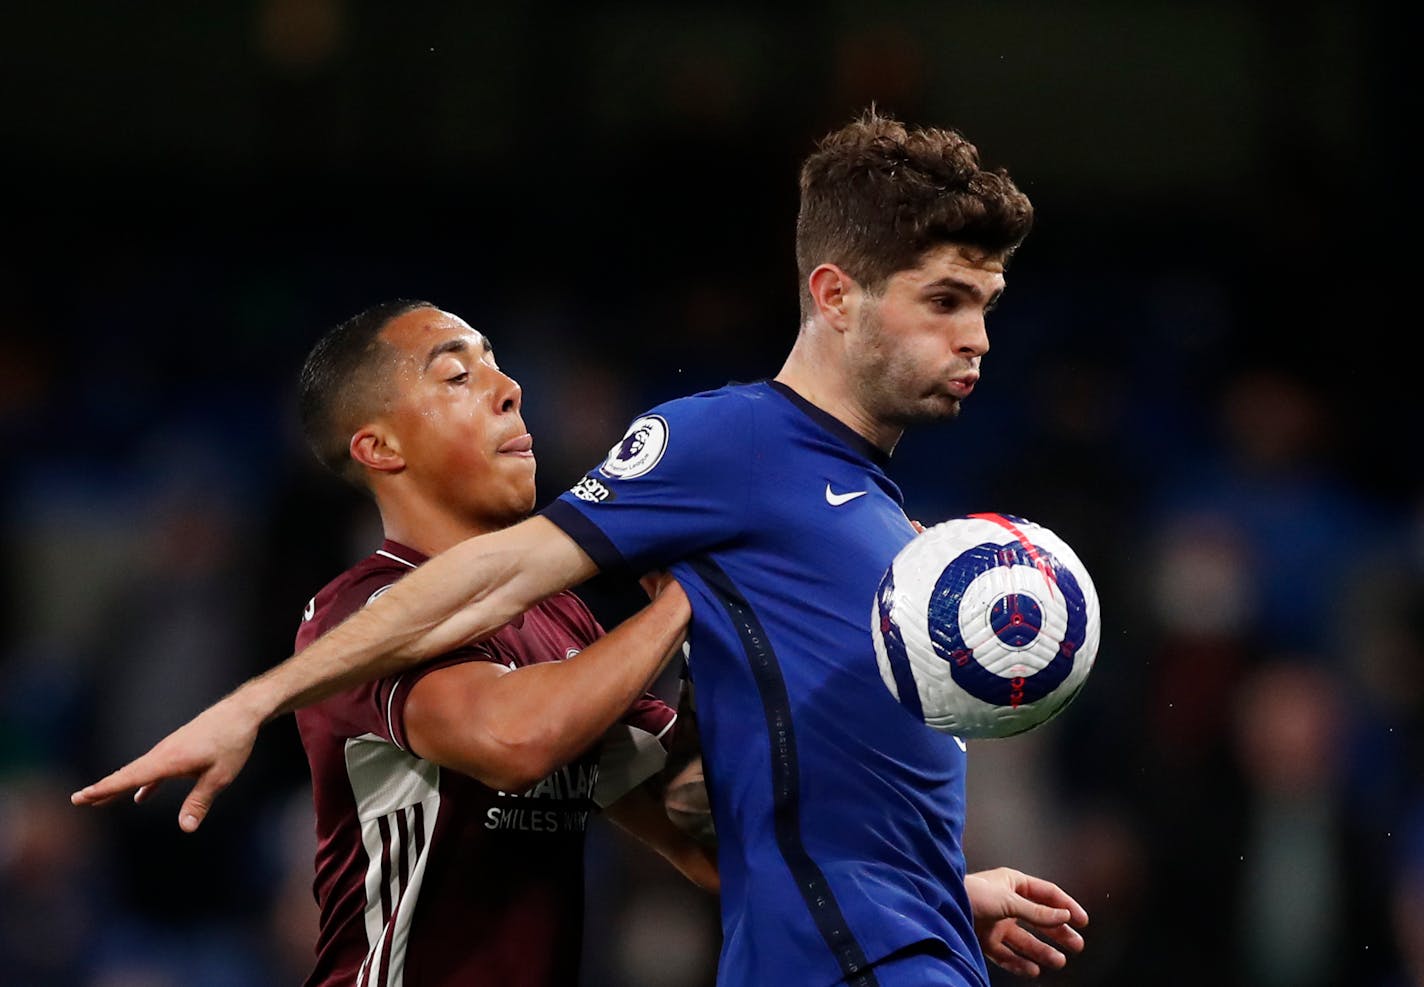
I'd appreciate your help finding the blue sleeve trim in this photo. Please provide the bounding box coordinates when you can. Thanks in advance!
[540,498,628,573]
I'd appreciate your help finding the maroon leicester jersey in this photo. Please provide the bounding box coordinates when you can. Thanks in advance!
[294,540,675,987]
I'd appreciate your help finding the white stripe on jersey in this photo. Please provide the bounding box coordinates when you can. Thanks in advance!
[375,549,418,569]
[345,734,441,987]
[386,801,437,985]
[384,675,406,751]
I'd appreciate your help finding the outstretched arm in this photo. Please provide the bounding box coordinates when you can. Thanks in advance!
[965,867,1088,978]
[272,516,598,711]
[72,516,596,829]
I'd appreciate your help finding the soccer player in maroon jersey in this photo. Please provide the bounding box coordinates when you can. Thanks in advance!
[252,299,716,986]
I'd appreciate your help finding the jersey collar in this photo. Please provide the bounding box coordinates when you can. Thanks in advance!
[766,380,893,470]
[376,540,425,568]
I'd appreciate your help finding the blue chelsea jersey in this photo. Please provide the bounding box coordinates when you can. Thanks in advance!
[541,381,987,987]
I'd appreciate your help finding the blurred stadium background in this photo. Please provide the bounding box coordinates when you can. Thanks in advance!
[1,2,1419,985]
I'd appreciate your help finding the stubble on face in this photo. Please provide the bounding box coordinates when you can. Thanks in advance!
[850,297,964,429]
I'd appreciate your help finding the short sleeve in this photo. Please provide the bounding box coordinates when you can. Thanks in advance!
[305,570,502,750]
[375,589,608,751]
[592,694,677,808]
[380,644,497,751]
[540,389,753,574]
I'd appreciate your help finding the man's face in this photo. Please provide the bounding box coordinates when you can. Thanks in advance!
[377,307,536,526]
[845,243,1006,428]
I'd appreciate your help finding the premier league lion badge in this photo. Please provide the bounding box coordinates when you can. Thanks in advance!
[600,415,669,479]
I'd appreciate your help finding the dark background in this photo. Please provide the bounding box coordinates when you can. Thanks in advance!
[1,3,1420,985]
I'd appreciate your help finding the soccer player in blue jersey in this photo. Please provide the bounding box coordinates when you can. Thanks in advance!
[77,110,1090,984]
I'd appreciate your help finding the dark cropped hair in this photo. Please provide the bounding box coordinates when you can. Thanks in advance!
[795,108,1034,318]
[298,298,434,486]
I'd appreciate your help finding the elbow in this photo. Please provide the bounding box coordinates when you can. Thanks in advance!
[412,713,562,793]
[467,724,564,794]
[481,757,551,795]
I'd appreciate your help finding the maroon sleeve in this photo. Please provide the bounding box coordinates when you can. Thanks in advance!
[592,693,678,809]
[380,645,502,751]
[622,692,677,745]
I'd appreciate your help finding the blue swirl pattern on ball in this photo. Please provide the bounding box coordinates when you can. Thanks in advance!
[927,542,1088,708]
[870,512,1100,739]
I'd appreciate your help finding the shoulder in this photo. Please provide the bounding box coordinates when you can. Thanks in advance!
[598,383,764,480]
[648,381,767,423]
[297,553,412,646]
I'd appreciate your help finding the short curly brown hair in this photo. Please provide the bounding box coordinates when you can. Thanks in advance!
[795,108,1033,318]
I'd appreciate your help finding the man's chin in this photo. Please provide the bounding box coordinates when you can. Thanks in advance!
[515,484,538,516]
[895,395,962,426]
[491,477,538,528]
[487,498,536,531]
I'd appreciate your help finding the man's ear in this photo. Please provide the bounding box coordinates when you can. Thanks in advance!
[350,424,405,475]
[806,263,860,333]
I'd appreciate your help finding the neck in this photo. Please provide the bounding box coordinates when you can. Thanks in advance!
[775,326,904,453]
[373,488,503,557]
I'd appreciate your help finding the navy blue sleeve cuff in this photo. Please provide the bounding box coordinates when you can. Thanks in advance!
[540,499,628,574]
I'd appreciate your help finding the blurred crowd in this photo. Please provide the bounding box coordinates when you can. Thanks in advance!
[1,2,1418,985]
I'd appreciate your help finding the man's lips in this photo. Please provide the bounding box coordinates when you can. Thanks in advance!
[946,375,979,398]
[498,433,534,456]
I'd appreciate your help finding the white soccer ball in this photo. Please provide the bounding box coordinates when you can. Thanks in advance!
[872,513,1100,739]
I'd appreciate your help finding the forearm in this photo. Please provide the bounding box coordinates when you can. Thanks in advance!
[253,517,591,719]
[447,585,691,785]
[660,680,717,847]
[663,757,716,848]
[605,780,720,893]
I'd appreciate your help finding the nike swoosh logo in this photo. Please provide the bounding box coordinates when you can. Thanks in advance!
[825,484,868,506]
[954,736,968,752]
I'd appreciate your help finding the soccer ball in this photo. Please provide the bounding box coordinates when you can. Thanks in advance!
[871,513,1100,739]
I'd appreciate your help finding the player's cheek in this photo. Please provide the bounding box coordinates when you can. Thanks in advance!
[427,432,486,490]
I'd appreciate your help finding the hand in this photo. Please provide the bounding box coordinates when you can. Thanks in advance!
[965,867,1088,978]
[663,755,716,848]
[910,519,926,534]
[639,570,681,601]
[70,692,265,833]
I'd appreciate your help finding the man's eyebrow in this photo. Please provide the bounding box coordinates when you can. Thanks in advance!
[923,276,1005,307]
[923,276,983,300]
[422,335,490,371]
